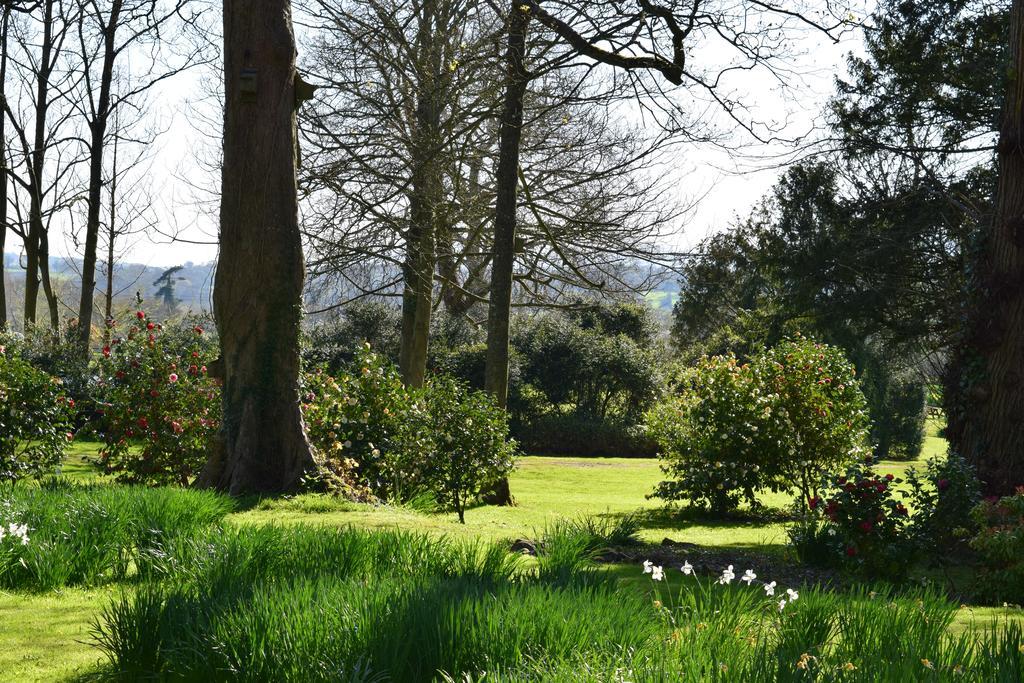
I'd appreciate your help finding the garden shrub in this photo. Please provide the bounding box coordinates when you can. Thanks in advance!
[788,461,913,579]
[648,337,869,513]
[970,489,1024,605]
[0,344,74,482]
[303,301,402,373]
[303,344,428,501]
[516,413,658,457]
[905,451,981,560]
[0,323,93,425]
[95,311,220,485]
[422,376,518,523]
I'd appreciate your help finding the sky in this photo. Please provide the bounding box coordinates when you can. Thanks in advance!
[46,3,870,270]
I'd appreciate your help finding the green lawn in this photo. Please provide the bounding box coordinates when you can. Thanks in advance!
[7,418,1007,682]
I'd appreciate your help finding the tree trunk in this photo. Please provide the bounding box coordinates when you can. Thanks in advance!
[77,1,121,355]
[23,0,54,331]
[103,131,118,345]
[38,230,58,332]
[0,7,8,330]
[484,2,530,408]
[947,0,1024,496]
[398,0,443,389]
[481,3,530,509]
[197,0,316,494]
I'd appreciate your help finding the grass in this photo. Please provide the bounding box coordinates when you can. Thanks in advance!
[0,588,109,682]
[6,418,1017,681]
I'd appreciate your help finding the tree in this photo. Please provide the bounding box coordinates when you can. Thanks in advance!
[482,0,859,409]
[196,0,316,494]
[948,0,1024,495]
[72,0,202,354]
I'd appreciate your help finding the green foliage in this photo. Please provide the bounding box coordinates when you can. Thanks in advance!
[95,311,220,485]
[905,452,982,559]
[0,323,93,424]
[790,462,913,580]
[422,376,518,523]
[0,345,74,482]
[648,338,869,513]
[303,301,403,373]
[970,490,1024,605]
[91,523,1024,681]
[0,482,233,590]
[303,344,424,501]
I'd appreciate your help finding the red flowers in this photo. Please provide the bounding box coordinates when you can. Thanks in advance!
[808,496,820,511]
[193,326,203,335]
[937,479,950,491]
[885,474,894,481]
[859,520,873,532]
[188,364,199,376]
[169,373,179,383]
[136,310,145,319]
[137,417,149,429]
[846,546,857,557]
[146,322,155,331]
[102,345,111,358]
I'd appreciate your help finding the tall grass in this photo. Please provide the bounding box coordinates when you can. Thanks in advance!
[91,522,1024,681]
[0,480,234,590]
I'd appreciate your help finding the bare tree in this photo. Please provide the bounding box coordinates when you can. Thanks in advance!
[196,0,317,494]
[72,0,205,354]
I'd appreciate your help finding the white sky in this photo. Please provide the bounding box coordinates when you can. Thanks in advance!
[46,4,869,269]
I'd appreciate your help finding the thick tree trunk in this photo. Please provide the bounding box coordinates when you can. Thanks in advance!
[197,0,316,494]
[484,3,530,408]
[77,1,121,355]
[947,0,1024,496]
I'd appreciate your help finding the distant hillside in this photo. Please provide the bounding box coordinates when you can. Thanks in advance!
[2,254,214,319]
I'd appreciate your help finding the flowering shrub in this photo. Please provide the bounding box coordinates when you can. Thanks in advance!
[648,338,869,513]
[970,489,1024,604]
[789,461,912,579]
[95,311,220,485]
[0,345,74,482]
[422,376,518,523]
[302,344,430,501]
[905,452,980,559]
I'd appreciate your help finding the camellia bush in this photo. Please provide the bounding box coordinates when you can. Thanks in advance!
[302,344,428,501]
[423,375,518,523]
[648,337,870,513]
[789,461,912,579]
[95,311,220,485]
[0,344,74,482]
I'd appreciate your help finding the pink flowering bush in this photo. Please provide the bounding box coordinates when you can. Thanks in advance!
[95,311,220,485]
[0,345,74,482]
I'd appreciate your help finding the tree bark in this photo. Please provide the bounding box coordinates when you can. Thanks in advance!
[0,6,8,330]
[398,0,443,389]
[484,2,530,408]
[76,0,122,355]
[197,0,316,494]
[947,0,1024,496]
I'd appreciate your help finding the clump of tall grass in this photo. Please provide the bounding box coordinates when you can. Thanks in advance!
[93,524,1024,681]
[0,480,233,590]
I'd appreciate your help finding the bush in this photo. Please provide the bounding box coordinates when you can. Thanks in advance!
[970,489,1024,605]
[0,323,93,426]
[303,344,428,501]
[516,413,658,458]
[94,311,220,485]
[423,376,518,523]
[789,461,913,579]
[648,337,870,513]
[303,302,402,373]
[905,451,981,560]
[0,345,74,482]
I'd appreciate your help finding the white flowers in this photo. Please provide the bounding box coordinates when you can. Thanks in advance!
[786,588,799,602]
[0,521,30,546]
[764,581,777,596]
[741,569,757,584]
[718,565,735,585]
[779,599,788,611]
[642,560,663,581]
[681,561,693,575]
